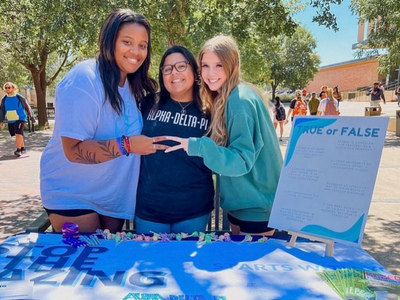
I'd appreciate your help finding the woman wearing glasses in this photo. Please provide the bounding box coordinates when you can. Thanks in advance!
[135,45,214,234]
[0,82,35,156]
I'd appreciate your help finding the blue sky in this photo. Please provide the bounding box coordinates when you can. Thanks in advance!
[295,0,359,67]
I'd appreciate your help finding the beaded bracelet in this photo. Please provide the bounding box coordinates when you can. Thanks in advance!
[116,136,127,156]
[122,135,131,156]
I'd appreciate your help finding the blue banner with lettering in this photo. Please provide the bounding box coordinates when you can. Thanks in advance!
[0,233,390,300]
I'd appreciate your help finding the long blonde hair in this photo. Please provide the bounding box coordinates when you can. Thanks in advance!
[199,35,241,146]
[326,87,335,100]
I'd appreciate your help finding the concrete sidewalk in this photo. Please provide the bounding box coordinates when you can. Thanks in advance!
[0,101,399,274]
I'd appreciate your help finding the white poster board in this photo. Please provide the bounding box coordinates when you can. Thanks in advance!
[269,116,389,246]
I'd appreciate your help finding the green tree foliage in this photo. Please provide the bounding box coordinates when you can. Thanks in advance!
[309,0,344,31]
[0,0,342,127]
[0,0,117,127]
[351,0,400,73]
[0,55,31,88]
[267,26,320,99]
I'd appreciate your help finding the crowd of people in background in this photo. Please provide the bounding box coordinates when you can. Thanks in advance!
[271,84,341,140]
[271,79,395,141]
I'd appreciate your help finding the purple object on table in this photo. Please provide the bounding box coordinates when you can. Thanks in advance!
[62,222,87,248]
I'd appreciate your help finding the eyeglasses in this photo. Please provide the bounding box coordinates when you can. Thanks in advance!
[160,61,190,75]
[4,86,12,90]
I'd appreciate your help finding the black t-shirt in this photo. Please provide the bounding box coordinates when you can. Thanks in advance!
[136,98,214,223]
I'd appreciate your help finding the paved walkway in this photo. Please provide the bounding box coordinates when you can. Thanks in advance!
[0,101,399,274]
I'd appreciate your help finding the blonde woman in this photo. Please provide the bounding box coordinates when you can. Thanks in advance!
[165,35,283,235]
[317,88,339,116]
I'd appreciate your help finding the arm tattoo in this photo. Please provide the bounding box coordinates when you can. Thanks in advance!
[75,140,121,164]
[98,140,121,159]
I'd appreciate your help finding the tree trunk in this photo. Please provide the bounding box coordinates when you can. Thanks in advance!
[271,82,277,101]
[32,71,48,127]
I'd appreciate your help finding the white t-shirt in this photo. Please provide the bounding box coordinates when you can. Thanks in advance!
[317,98,339,116]
[40,59,142,219]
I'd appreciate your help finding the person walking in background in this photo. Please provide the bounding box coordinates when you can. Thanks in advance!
[286,90,307,122]
[165,35,283,236]
[370,81,385,107]
[135,45,214,234]
[317,87,339,116]
[395,83,400,107]
[319,89,327,101]
[333,85,342,102]
[302,88,307,99]
[379,81,385,92]
[319,85,327,98]
[272,96,286,141]
[0,82,36,157]
[40,9,168,233]
[308,91,320,115]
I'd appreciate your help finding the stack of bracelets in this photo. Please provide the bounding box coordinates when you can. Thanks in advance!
[116,135,131,156]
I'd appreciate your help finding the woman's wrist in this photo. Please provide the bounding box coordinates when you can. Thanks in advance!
[116,136,130,156]
[123,135,131,155]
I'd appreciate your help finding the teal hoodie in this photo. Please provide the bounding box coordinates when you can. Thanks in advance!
[188,84,283,222]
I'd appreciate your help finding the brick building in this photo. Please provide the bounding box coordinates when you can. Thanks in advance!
[305,57,386,93]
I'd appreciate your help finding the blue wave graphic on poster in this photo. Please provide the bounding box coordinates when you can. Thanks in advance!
[285,118,338,166]
[300,214,364,243]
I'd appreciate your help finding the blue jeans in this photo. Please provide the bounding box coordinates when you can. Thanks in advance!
[135,214,210,234]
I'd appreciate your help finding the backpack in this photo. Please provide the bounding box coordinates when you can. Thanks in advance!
[275,105,286,121]
[293,99,307,116]
[1,94,31,121]
[324,99,337,116]
[1,94,23,107]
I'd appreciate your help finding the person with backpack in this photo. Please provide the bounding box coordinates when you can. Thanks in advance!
[317,87,339,116]
[286,90,307,122]
[0,82,36,156]
[272,96,286,141]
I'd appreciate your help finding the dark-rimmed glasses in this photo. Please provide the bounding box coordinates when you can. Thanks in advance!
[160,61,190,75]
[4,86,12,90]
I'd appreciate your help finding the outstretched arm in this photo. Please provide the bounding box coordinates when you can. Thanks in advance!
[164,113,262,177]
[62,135,168,164]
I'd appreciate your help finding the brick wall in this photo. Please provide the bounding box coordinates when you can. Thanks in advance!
[305,58,384,93]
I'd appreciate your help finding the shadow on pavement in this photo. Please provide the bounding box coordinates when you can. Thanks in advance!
[384,131,400,147]
[363,215,400,274]
[0,129,52,155]
[0,195,44,240]
[0,155,20,161]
